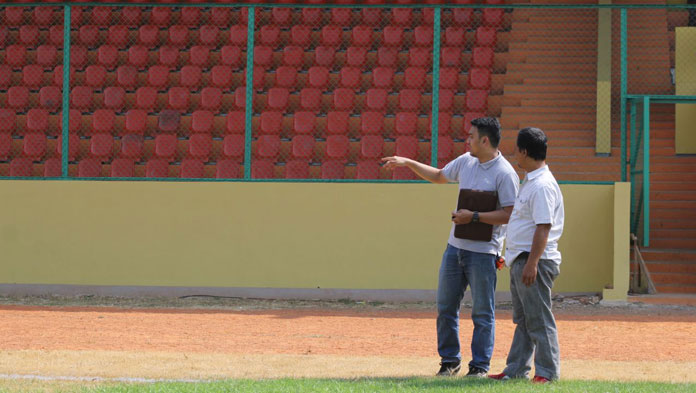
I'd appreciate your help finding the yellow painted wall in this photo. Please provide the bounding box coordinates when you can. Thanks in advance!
[675,27,696,154]
[0,181,626,294]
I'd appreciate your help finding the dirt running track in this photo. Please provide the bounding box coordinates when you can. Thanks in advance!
[0,305,695,383]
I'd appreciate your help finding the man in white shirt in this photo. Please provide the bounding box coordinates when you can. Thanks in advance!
[382,118,519,378]
[489,127,565,384]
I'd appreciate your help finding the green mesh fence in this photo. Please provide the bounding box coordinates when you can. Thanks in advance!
[0,3,694,183]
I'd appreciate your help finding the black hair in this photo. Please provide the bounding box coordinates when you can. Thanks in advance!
[517,127,548,161]
[470,117,501,148]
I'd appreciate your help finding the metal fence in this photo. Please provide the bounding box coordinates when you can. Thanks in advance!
[0,3,694,185]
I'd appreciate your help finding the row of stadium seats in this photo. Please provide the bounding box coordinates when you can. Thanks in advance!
[1,157,435,180]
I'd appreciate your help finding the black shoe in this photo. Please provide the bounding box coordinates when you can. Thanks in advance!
[436,361,461,376]
[465,366,488,378]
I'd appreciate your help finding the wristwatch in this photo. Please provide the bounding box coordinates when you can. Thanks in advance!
[472,211,480,224]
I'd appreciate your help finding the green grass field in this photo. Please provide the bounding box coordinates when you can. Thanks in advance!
[23,378,690,393]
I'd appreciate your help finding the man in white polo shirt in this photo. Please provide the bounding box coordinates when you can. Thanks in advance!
[382,117,519,378]
[489,127,565,384]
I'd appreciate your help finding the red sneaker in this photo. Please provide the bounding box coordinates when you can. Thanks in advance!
[532,376,551,384]
[488,372,510,381]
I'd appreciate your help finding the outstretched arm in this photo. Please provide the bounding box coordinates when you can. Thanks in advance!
[381,156,449,184]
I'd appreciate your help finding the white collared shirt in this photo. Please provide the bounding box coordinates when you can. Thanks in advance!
[505,165,564,266]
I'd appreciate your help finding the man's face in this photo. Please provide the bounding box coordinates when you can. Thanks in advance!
[514,146,525,169]
[467,126,483,157]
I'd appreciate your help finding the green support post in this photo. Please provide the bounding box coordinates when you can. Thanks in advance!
[430,8,441,168]
[642,96,650,247]
[61,6,72,178]
[243,7,256,180]
[620,8,627,182]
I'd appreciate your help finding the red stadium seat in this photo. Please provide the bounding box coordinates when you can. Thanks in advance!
[327,111,350,135]
[260,25,281,47]
[56,133,78,161]
[188,134,212,159]
[211,8,232,26]
[122,7,143,26]
[0,110,15,133]
[439,89,455,112]
[409,47,431,68]
[302,8,322,25]
[254,46,274,68]
[260,111,283,135]
[291,25,312,48]
[346,47,368,68]
[180,159,205,178]
[78,159,102,178]
[5,8,24,27]
[44,158,62,177]
[91,134,113,158]
[326,135,350,159]
[267,88,290,111]
[191,110,214,134]
[300,88,322,112]
[70,86,92,111]
[468,68,492,90]
[333,88,355,111]
[180,65,202,88]
[223,134,245,158]
[85,65,107,87]
[19,25,39,47]
[199,25,220,48]
[111,159,135,177]
[439,67,459,90]
[8,86,30,111]
[361,135,383,158]
[97,45,118,69]
[275,66,297,89]
[445,27,465,47]
[256,134,281,159]
[282,46,304,68]
[382,26,404,47]
[322,25,342,47]
[272,8,293,27]
[146,159,169,178]
[466,89,489,112]
[356,160,380,179]
[168,87,190,111]
[404,67,427,90]
[116,65,137,89]
[125,110,148,135]
[285,160,310,179]
[453,8,473,26]
[93,109,115,134]
[361,9,382,26]
[366,89,388,111]
[308,66,330,89]
[292,135,315,159]
[128,45,149,68]
[33,7,55,27]
[201,87,223,112]
[226,111,245,134]
[37,45,59,67]
[168,25,190,47]
[10,158,33,177]
[120,134,144,159]
[339,67,361,89]
[321,160,345,179]
[136,87,157,111]
[395,136,418,158]
[377,47,398,68]
[472,47,494,69]
[104,87,126,111]
[0,65,10,89]
[414,26,433,47]
[159,46,179,68]
[22,65,44,88]
[294,112,315,135]
[229,24,248,47]
[399,89,421,112]
[332,9,352,26]
[393,166,416,180]
[155,134,177,160]
[49,26,64,47]
[475,27,497,48]
[234,87,247,109]
[148,65,170,88]
[23,133,46,159]
[139,25,160,48]
[6,45,27,68]
[158,110,181,133]
[315,46,336,67]
[252,160,275,179]
[438,135,454,161]
[361,111,383,135]
[216,159,240,179]
[108,25,129,48]
[78,25,99,47]
[221,46,243,67]
[39,86,61,111]
[211,65,233,88]
[181,7,202,26]
[26,109,49,133]
[351,25,373,47]
[441,47,461,68]
[91,7,111,26]
[395,112,418,135]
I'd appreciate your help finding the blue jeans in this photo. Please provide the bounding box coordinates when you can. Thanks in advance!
[436,244,497,370]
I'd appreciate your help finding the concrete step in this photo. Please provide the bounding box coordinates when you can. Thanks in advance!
[651,271,696,285]
[654,283,696,294]
[646,261,696,275]
[642,248,696,263]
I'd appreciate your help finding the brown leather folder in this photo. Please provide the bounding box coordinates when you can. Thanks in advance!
[453,189,498,242]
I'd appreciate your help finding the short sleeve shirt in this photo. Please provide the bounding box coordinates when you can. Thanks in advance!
[442,152,520,255]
